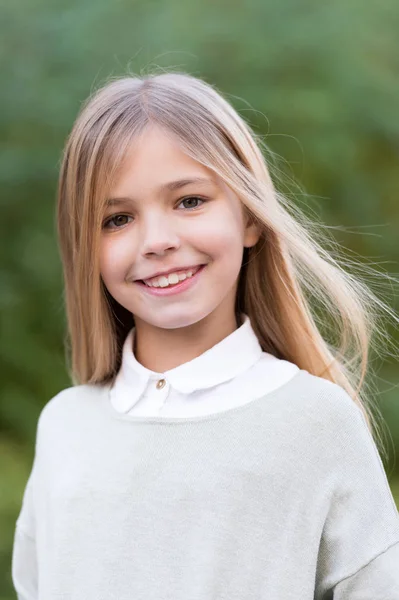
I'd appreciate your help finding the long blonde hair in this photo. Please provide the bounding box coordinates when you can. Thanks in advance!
[57,69,399,460]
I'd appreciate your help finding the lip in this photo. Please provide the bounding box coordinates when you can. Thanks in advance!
[135,264,206,296]
[137,264,203,282]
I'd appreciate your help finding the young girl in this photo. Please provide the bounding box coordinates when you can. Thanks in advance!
[12,71,399,599]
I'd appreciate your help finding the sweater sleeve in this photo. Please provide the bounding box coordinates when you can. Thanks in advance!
[11,422,40,599]
[12,524,38,600]
[315,389,399,599]
[332,540,399,598]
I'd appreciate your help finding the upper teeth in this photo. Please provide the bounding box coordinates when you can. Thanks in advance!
[143,266,202,288]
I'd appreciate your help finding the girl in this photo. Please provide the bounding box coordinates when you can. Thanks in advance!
[12,71,399,599]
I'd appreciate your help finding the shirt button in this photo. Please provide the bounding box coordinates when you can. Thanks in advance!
[156,378,166,390]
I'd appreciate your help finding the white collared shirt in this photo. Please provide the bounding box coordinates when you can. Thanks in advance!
[110,313,300,418]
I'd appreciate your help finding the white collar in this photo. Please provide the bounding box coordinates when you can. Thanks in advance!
[111,314,263,412]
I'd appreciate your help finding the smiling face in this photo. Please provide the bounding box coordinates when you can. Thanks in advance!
[99,125,261,335]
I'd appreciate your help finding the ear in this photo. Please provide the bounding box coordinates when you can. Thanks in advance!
[243,212,262,248]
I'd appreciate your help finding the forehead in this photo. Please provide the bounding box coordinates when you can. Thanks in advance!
[110,126,221,195]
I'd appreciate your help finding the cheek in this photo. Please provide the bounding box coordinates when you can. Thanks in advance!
[194,210,244,257]
[99,237,132,285]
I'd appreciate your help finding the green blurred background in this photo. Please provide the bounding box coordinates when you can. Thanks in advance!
[1,0,399,595]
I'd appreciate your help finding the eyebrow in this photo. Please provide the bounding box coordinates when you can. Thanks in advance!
[106,177,215,207]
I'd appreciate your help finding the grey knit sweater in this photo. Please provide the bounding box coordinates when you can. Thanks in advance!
[12,369,399,599]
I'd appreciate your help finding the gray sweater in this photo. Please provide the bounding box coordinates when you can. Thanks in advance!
[12,369,399,599]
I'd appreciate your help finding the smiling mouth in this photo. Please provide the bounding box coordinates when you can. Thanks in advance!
[135,264,206,294]
[139,265,204,287]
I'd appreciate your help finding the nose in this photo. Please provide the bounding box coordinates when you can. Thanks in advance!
[139,212,181,257]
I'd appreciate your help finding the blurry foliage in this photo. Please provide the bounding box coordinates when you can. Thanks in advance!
[1,0,399,595]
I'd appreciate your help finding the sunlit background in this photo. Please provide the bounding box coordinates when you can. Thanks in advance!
[1,0,399,594]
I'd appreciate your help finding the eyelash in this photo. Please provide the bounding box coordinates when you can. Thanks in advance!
[102,196,207,230]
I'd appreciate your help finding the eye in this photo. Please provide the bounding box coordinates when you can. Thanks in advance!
[102,214,133,230]
[177,196,206,210]
[102,196,206,230]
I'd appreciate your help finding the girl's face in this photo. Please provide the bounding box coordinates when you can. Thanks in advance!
[99,125,261,332]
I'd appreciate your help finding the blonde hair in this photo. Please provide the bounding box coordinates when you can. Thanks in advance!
[57,69,399,460]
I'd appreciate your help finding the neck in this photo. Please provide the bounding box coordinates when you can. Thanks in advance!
[133,310,241,373]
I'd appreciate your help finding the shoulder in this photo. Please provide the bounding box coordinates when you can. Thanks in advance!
[37,382,110,432]
[295,369,362,413]
[287,369,367,440]
[277,370,383,478]
[257,354,354,420]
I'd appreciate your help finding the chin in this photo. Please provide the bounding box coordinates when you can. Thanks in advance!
[138,309,211,331]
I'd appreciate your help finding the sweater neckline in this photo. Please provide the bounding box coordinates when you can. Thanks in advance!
[102,368,307,425]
